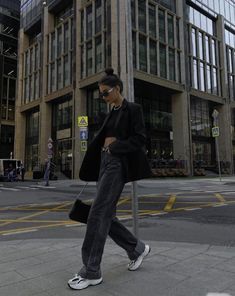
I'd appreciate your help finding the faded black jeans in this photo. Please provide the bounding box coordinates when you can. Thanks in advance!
[79,150,145,279]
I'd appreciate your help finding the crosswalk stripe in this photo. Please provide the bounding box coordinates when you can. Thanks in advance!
[0,187,20,191]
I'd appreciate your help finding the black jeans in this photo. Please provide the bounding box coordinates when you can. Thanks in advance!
[79,150,145,279]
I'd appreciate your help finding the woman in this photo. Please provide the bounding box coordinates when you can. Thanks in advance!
[68,68,152,290]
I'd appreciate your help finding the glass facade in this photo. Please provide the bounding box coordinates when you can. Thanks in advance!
[226,30,235,100]
[135,81,172,160]
[25,110,40,171]
[23,42,41,103]
[132,0,181,83]
[47,7,73,94]
[0,1,20,158]
[87,89,108,140]
[80,0,110,79]
[190,97,214,166]
[188,7,221,95]
[52,98,72,178]
[20,0,42,28]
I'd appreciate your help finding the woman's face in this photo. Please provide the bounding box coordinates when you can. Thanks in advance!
[99,84,119,105]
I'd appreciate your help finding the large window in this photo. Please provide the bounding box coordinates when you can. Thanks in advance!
[225,30,235,101]
[25,110,39,171]
[188,15,220,96]
[23,42,41,103]
[47,17,73,94]
[87,89,107,140]
[190,98,212,137]
[80,0,109,78]
[133,1,181,83]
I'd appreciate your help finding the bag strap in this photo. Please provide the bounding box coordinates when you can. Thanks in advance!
[76,182,88,199]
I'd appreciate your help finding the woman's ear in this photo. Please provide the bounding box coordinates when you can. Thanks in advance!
[116,85,120,93]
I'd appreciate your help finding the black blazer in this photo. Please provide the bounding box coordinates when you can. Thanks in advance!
[79,99,152,183]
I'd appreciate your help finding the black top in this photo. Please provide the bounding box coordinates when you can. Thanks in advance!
[104,107,121,137]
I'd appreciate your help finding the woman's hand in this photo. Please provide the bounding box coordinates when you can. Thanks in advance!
[104,137,116,147]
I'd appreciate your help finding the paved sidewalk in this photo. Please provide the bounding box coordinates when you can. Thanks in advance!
[0,238,235,296]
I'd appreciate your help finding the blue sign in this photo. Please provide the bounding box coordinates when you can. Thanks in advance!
[80,130,88,140]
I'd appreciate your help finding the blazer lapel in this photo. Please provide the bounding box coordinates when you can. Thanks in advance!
[114,99,128,130]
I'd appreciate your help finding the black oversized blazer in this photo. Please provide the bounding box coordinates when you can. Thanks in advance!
[79,99,152,183]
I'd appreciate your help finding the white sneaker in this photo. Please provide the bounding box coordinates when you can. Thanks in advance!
[68,275,103,290]
[67,273,79,285]
[128,244,151,271]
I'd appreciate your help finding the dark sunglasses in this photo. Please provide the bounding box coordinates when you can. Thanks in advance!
[99,88,113,98]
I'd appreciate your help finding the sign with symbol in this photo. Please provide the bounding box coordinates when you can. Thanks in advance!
[81,141,87,152]
[212,126,219,137]
[78,116,88,127]
[80,129,88,140]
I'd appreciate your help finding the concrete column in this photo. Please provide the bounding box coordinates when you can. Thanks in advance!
[116,0,128,98]
[172,92,191,174]
[14,29,29,161]
[216,104,233,173]
[215,15,233,172]
[73,0,87,179]
[110,0,119,74]
[39,7,53,166]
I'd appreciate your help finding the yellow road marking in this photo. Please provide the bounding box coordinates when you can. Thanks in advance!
[215,193,226,203]
[164,195,176,211]
[0,202,70,227]
[117,197,130,206]
[0,222,76,235]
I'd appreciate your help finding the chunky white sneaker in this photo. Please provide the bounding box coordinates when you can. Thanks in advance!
[68,275,103,290]
[67,273,80,285]
[128,244,151,271]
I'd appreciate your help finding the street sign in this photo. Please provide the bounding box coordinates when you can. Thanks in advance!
[80,129,88,140]
[81,141,87,152]
[212,126,219,137]
[48,143,53,149]
[78,116,88,127]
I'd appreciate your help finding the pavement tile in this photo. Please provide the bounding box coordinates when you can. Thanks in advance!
[0,271,25,287]
[214,257,235,274]
[0,281,42,296]
[0,257,42,273]
[164,253,228,276]
[205,246,235,259]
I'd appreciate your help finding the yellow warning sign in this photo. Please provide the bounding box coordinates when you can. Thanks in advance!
[78,116,88,127]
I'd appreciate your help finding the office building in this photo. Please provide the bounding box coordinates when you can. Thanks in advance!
[0,0,20,158]
[15,0,235,178]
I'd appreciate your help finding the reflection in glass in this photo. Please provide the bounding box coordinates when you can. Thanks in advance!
[193,59,198,89]
[149,4,156,37]
[150,40,157,75]
[138,0,146,33]
[159,9,165,42]
[169,48,175,80]
[160,44,167,78]
[168,14,174,47]
[200,62,205,91]
[139,34,147,72]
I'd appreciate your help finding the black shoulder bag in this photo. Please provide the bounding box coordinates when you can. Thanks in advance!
[68,183,91,223]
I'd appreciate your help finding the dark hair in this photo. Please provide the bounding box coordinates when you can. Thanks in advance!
[98,68,123,93]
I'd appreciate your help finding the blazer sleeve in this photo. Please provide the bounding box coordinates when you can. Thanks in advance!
[109,104,146,154]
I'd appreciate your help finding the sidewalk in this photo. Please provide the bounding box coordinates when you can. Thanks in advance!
[0,238,235,296]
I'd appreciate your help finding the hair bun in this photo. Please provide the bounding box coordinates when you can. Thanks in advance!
[105,68,114,76]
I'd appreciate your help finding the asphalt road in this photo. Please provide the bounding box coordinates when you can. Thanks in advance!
[0,178,235,247]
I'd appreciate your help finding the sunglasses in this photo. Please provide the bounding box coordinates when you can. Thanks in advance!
[99,88,113,98]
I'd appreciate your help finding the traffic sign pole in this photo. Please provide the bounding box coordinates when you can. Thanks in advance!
[212,109,222,182]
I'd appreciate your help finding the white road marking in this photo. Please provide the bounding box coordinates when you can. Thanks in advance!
[0,187,20,191]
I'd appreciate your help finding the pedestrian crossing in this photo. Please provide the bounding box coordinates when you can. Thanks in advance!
[0,184,56,192]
